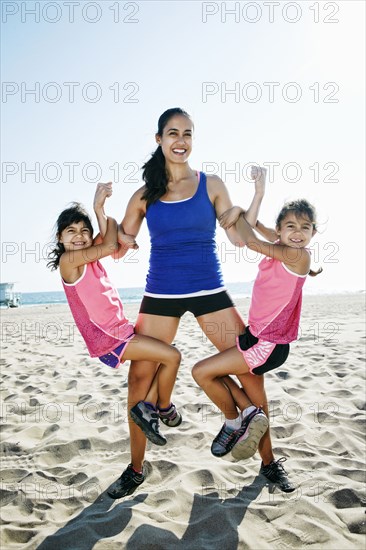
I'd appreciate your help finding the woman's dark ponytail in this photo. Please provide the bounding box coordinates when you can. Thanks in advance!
[141,145,168,206]
[142,107,192,206]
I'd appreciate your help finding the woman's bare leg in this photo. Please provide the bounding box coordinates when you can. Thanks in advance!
[128,314,180,471]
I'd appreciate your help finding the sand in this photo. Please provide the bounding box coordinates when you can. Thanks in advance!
[0,293,365,549]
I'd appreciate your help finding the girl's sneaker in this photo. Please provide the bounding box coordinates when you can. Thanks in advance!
[211,423,237,457]
[158,403,182,427]
[130,401,167,446]
[211,408,268,458]
[231,408,269,460]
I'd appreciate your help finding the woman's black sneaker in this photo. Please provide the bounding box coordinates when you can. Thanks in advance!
[260,457,296,493]
[107,464,145,499]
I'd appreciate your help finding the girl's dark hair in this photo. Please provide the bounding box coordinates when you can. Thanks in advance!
[276,199,322,277]
[141,108,193,206]
[47,202,93,271]
[276,199,317,230]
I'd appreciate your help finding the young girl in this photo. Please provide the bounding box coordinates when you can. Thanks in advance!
[192,199,322,492]
[47,189,182,453]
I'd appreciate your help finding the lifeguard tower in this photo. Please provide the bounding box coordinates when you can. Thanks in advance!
[0,283,21,308]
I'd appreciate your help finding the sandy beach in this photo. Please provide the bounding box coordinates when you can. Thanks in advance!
[0,293,365,549]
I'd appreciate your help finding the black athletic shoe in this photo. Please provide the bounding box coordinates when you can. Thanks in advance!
[260,457,296,493]
[211,423,238,457]
[107,464,145,499]
[158,403,182,427]
[212,407,266,458]
[130,401,167,446]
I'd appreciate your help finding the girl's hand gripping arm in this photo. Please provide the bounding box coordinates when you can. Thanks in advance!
[235,216,312,275]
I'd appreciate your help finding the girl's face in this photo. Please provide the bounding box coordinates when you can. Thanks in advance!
[58,221,93,251]
[277,212,315,248]
[155,115,193,164]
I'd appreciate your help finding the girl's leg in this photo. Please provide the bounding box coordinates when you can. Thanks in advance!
[127,314,180,471]
[192,347,251,419]
[223,375,253,412]
[196,307,274,464]
[144,373,159,405]
[195,306,245,418]
[197,306,247,413]
[123,334,181,408]
[236,373,274,464]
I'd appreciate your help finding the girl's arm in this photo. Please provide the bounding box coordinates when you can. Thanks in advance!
[235,216,311,276]
[93,182,139,256]
[242,166,266,227]
[220,208,277,242]
[253,219,278,242]
[93,182,112,238]
[100,187,146,261]
[59,217,118,282]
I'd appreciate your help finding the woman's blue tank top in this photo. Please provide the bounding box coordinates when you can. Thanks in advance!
[145,172,225,296]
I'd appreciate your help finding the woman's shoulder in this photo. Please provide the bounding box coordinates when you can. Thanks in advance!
[130,184,147,200]
[205,174,229,201]
[127,185,148,210]
[205,173,224,185]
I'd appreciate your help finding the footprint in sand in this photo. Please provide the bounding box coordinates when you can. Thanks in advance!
[4,394,18,402]
[23,386,42,394]
[43,424,60,438]
[329,487,365,509]
[1,527,37,545]
[29,398,40,406]
[65,380,77,390]
[77,394,92,405]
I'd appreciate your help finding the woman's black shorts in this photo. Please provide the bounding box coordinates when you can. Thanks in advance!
[139,291,235,318]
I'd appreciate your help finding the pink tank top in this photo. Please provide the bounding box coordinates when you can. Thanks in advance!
[248,257,307,344]
[62,261,134,357]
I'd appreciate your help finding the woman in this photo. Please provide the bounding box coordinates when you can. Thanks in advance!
[96,108,292,497]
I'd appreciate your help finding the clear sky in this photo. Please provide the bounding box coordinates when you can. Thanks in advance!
[1,0,365,293]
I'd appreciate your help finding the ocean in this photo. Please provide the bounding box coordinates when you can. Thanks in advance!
[18,282,255,307]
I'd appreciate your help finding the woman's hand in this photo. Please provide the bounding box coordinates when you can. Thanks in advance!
[218,206,244,229]
[93,182,113,211]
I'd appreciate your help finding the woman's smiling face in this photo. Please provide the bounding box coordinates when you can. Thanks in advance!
[156,115,193,164]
